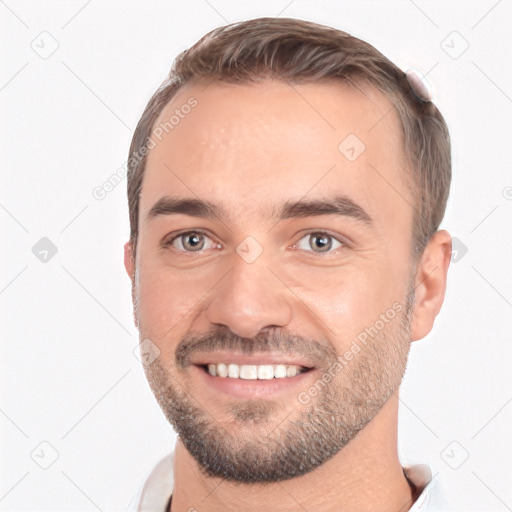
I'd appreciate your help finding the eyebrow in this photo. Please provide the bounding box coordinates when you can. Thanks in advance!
[146,195,374,227]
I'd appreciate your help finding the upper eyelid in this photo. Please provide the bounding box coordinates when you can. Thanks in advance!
[164,229,347,253]
[164,229,214,245]
[164,229,218,251]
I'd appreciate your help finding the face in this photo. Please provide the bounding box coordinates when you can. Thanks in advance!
[125,79,418,483]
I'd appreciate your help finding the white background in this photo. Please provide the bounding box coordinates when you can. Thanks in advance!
[1,0,511,510]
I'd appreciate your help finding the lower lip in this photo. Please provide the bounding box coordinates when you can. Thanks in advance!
[192,364,317,399]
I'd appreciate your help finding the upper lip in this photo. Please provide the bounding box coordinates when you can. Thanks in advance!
[190,352,316,369]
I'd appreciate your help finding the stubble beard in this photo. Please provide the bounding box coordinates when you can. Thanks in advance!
[140,290,415,484]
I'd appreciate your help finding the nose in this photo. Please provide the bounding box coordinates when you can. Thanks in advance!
[205,257,293,339]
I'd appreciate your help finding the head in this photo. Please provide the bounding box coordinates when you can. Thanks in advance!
[124,17,452,483]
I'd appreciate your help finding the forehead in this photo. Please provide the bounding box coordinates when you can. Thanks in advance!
[141,79,411,230]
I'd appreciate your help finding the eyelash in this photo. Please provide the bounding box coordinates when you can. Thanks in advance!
[163,229,347,256]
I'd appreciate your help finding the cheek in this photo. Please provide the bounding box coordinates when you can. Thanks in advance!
[136,256,229,340]
[294,261,407,343]
[136,264,201,336]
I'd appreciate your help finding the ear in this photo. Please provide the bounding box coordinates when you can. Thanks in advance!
[123,240,138,329]
[124,240,135,282]
[410,230,452,341]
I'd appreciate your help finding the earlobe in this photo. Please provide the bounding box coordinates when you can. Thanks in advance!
[410,230,452,341]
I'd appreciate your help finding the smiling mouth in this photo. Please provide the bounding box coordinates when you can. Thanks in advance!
[196,363,313,380]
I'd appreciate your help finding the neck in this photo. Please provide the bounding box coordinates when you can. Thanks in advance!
[171,393,414,512]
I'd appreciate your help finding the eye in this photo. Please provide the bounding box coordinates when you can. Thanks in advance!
[164,230,220,253]
[293,231,343,254]
[163,230,345,255]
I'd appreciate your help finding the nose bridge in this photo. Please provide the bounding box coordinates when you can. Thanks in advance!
[206,252,292,339]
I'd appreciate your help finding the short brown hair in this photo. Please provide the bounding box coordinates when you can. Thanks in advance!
[127,17,451,259]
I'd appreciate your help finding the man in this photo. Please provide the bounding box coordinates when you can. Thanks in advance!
[124,17,452,512]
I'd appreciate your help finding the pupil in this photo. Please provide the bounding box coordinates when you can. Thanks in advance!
[184,233,204,251]
[311,233,331,252]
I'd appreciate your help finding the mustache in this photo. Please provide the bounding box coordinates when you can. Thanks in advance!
[175,325,336,369]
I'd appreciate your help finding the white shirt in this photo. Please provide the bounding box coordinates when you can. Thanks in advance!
[126,448,451,511]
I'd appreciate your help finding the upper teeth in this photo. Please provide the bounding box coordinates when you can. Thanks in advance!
[207,363,306,379]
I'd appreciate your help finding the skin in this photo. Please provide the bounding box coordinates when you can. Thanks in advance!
[124,79,451,512]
